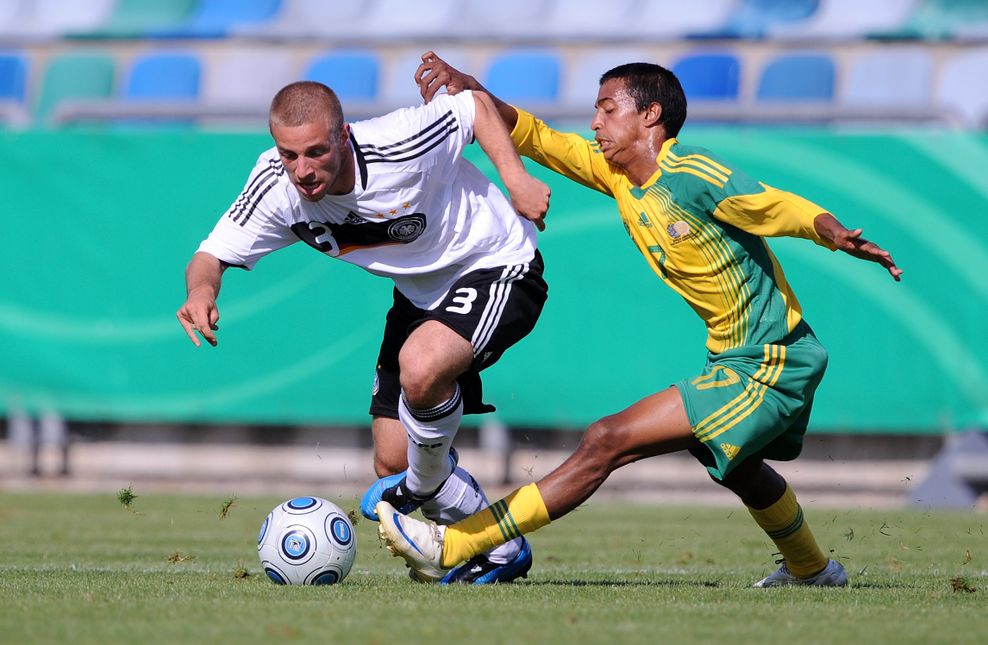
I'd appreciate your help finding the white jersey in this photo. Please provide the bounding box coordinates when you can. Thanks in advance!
[197,91,538,309]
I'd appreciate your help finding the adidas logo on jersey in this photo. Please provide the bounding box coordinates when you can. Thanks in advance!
[343,211,368,225]
[720,443,741,460]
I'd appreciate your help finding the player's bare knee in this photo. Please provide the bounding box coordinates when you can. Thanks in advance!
[579,418,626,471]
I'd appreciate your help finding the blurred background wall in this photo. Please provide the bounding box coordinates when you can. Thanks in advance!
[1,0,986,506]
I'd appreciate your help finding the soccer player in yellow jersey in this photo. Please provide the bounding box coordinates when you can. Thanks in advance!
[376,51,903,586]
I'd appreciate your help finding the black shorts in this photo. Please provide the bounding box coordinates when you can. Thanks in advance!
[369,251,547,418]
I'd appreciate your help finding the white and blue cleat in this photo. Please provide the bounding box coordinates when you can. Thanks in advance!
[376,500,534,585]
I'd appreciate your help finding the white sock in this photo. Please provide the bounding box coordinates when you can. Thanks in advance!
[399,386,462,496]
[420,464,522,565]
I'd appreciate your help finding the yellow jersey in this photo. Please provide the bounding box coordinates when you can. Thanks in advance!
[511,108,837,353]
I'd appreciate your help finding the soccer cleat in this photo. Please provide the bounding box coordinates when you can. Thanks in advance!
[753,559,848,588]
[376,500,449,583]
[360,448,459,521]
[440,538,532,585]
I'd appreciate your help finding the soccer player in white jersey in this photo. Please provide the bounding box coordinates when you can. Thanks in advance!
[176,81,550,584]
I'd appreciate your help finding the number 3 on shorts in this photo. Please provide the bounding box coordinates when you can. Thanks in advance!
[446,288,477,314]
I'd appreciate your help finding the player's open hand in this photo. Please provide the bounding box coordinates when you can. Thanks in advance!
[177,294,220,347]
[833,228,903,281]
[506,174,551,232]
[416,51,482,103]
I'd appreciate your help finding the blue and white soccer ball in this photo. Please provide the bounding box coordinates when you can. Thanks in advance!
[257,496,356,585]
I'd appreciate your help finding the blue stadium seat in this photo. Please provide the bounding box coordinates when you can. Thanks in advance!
[0,52,27,102]
[672,53,741,101]
[305,51,379,101]
[692,0,821,39]
[484,50,561,103]
[150,0,282,39]
[124,53,201,101]
[756,53,835,102]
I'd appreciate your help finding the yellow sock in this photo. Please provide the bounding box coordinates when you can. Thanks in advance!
[747,484,828,579]
[441,483,551,567]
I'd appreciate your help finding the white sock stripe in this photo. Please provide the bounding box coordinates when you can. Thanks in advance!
[402,384,462,421]
[471,263,527,355]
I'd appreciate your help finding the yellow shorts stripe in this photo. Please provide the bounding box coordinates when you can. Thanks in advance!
[694,345,786,442]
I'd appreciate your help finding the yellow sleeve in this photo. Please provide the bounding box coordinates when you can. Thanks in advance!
[714,183,837,250]
[510,107,616,197]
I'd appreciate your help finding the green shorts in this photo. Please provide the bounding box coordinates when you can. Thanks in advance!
[677,321,828,480]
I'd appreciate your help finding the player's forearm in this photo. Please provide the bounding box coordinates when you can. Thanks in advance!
[185,252,225,299]
[472,92,528,189]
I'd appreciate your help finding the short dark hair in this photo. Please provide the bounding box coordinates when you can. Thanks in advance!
[600,63,687,138]
[269,81,344,131]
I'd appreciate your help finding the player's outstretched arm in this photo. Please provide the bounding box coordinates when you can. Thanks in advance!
[814,213,903,281]
[415,51,519,130]
[471,91,550,231]
[177,252,227,347]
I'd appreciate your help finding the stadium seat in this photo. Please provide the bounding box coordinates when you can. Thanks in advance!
[231,0,368,38]
[35,52,116,121]
[562,48,652,111]
[460,0,552,40]
[484,50,561,103]
[305,51,379,101]
[0,52,27,102]
[672,52,741,101]
[767,0,918,40]
[756,53,835,102]
[149,0,282,39]
[690,0,820,39]
[360,0,459,39]
[203,50,296,109]
[540,0,638,40]
[0,0,26,39]
[71,0,196,38]
[629,0,739,39]
[381,49,474,108]
[15,0,115,39]
[124,53,201,101]
[873,0,988,40]
[842,48,932,109]
[936,49,988,128]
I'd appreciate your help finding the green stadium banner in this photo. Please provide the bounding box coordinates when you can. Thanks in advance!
[1,128,986,432]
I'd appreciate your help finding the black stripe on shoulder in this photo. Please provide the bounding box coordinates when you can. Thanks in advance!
[229,159,284,224]
[237,174,280,227]
[363,124,459,165]
[358,109,455,155]
[349,130,368,190]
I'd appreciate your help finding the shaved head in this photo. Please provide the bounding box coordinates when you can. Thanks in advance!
[269,81,344,131]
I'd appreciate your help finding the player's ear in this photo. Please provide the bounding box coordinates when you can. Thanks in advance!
[339,123,350,143]
[643,102,662,127]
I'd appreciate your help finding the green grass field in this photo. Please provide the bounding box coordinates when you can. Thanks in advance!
[0,490,984,644]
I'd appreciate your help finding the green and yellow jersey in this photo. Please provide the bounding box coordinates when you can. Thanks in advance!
[510,108,837,354]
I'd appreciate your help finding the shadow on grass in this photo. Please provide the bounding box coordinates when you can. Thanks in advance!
[523,578,721,588]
